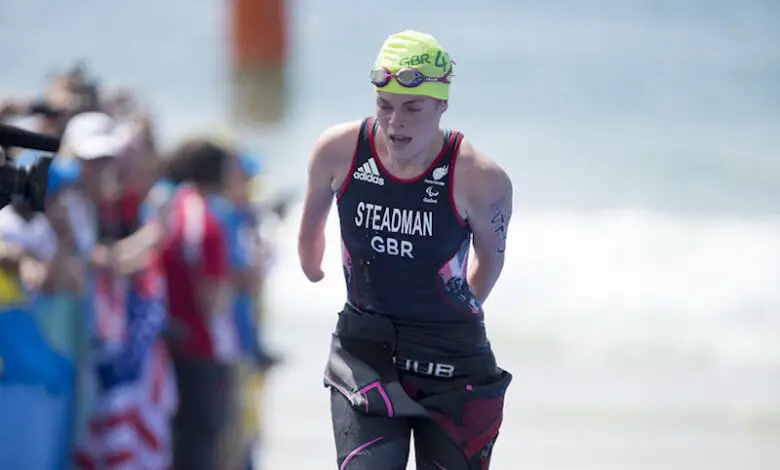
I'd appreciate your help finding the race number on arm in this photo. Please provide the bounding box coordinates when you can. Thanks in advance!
[461,150,513,304]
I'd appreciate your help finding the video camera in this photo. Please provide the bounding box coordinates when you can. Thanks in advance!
[0,123,59,212]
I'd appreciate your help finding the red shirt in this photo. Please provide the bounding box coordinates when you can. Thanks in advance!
[161,186,236,361]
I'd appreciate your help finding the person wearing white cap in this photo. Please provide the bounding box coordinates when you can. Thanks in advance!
[60,111,153,272]
[61,111,127,203]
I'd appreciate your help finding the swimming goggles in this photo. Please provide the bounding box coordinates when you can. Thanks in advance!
[370,63,454,88]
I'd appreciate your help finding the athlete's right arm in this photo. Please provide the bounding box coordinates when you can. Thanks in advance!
[298,122,360,283]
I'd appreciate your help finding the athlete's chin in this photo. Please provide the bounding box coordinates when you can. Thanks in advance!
[386,140,419,161]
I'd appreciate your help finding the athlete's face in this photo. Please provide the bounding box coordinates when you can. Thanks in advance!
[375,92,446,160]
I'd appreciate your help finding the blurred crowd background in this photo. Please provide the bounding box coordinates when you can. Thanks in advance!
[1,0,779,469]
[0,59,283,470]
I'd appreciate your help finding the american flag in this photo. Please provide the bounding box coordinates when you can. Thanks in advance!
[76,261,177,470]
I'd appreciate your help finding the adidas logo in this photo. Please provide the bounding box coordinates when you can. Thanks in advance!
[353,158,385,186]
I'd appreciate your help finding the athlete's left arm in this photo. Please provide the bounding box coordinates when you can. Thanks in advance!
[463,154,513,305]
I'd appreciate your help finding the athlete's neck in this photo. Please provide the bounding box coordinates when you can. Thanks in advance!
[378,129,445,173]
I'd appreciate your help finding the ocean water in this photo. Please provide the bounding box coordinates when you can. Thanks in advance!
[2,0,779,468]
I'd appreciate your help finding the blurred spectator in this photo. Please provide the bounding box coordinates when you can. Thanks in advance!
[224,154,278,367]
[138,157,182,228]
[61,112,124,204]
[61,111,157,272]
[220,152,279,470]
[0,62,283,469]
[40,157,94,469]
[45,62,101,117]
[160,138,241,470]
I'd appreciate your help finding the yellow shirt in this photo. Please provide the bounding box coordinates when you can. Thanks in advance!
[0,268,25,305]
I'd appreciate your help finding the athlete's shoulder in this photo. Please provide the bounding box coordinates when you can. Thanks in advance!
[309,119,369,187]
[313,119,365,155]
[454,136,512,192]
[451,135,512,224]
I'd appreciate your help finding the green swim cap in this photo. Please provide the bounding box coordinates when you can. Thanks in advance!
[373,30,453,101]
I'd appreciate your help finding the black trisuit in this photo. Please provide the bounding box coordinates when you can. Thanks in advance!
[325,117,511,469]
